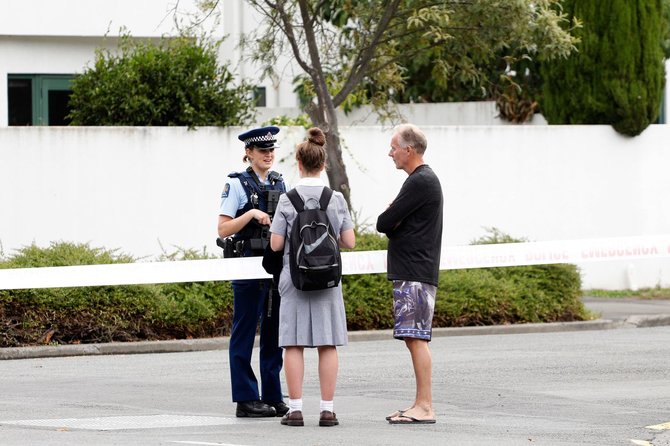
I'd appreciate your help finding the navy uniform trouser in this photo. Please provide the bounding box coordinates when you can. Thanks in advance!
[229,278,283,403]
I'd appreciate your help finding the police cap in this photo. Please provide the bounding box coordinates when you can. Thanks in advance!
[238,126,280,150]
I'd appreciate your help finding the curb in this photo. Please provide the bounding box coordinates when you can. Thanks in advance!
[0,337,230,361]
[2,315,669,361]
[623,314,670,328]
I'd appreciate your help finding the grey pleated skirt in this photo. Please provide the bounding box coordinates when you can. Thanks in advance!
[277,267,348,348]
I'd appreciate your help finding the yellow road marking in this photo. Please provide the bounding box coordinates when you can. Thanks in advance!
[630,440,653,446]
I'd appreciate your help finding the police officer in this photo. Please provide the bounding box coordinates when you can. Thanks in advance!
[218,126,288,417]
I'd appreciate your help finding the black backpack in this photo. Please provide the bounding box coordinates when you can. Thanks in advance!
[286,187,342,291]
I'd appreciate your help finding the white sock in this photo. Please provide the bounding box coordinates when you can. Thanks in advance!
[320,400,334,413]
[288,398,303,413]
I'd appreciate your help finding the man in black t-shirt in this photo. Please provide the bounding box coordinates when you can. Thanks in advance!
[377,123,443,425]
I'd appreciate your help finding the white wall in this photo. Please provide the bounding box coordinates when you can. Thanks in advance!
[1,125,669,290]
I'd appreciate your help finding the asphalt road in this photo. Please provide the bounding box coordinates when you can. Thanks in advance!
[1,323,669,446]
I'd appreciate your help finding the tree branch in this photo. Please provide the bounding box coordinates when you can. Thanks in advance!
[257,0,314,77]
[332,0,402,106]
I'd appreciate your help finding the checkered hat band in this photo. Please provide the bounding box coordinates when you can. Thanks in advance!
[245,132,276,145]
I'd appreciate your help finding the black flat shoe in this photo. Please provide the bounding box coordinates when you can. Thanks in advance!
[236,400,277,417]
[263,400,289,416]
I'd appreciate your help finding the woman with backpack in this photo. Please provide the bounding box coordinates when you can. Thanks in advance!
[269,127,356,427]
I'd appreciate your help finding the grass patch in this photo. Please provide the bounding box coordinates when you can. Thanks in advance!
[583,287,670,299]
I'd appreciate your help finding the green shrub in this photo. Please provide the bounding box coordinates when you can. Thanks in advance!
[0,242,233,347]
[0,229,588,347]
[435,268,519,326]
[354,231,389,251]
[354,228,587,328]
[68,33,255,127]
[0,243,159,346]
[435,229,586,326]
[343,273,393,330]
[436,263,585,326]
[0,241,134,268]
[263,114,312,128]
[152,247,234,338]
[341,230,393,330]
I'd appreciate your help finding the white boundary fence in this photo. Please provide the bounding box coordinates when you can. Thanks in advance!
[2,234,670,290]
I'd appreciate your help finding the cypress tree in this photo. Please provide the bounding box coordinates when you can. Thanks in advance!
[541,0,665,136]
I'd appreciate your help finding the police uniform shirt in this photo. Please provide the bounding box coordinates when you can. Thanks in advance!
[219,177,249,218]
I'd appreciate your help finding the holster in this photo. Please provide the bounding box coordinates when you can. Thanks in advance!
[217,237,245,258]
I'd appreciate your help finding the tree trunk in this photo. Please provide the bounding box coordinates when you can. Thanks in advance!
[305,99,352,210]
[324,128,351,208]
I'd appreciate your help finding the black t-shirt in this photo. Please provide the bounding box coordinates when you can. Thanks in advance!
[376,165,443,286]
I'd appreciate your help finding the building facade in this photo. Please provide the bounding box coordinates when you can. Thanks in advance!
[0,0,300,127]
[2,1,668,128]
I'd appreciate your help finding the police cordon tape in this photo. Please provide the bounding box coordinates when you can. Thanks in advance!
[1,234,670,290]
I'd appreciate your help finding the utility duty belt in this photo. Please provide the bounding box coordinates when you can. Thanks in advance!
[217,228,270,258]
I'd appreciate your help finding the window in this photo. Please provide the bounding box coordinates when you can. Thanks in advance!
[7,74,74,126]
[7,78,32,126]
[254,86,267,107]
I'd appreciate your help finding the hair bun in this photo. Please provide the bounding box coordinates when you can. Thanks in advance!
[307,127,326,147]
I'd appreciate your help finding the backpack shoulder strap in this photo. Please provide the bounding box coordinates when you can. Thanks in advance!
[286,189,305,212]
[319,187,334,210]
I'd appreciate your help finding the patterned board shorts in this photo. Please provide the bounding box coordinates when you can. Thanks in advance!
[392,280,436,341]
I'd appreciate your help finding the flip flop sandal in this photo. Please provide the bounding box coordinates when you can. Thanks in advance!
[388,414,436,425]
[385,410,405,421]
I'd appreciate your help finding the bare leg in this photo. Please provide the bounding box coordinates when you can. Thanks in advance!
[390,338,435,421]
[284,346,304,399]
[317,346,338,401]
